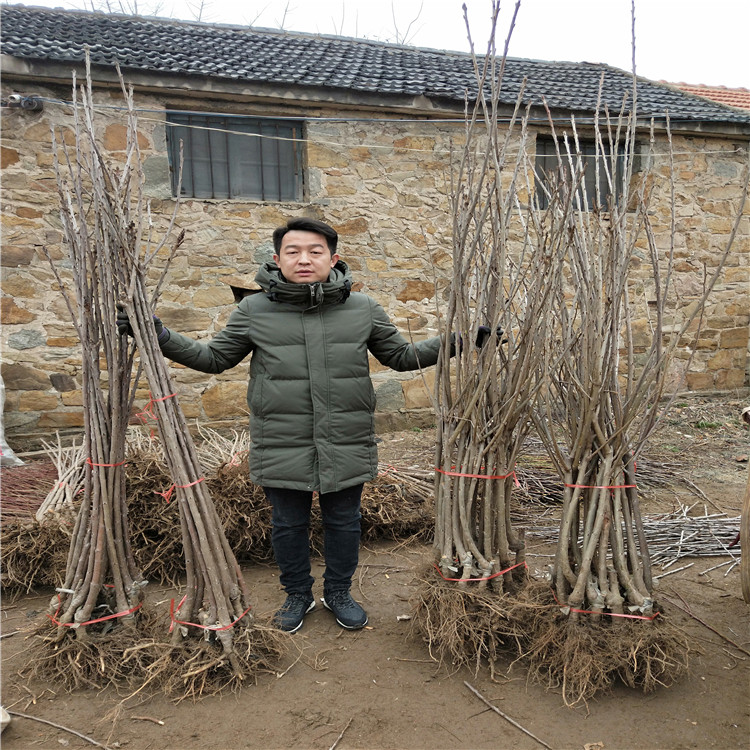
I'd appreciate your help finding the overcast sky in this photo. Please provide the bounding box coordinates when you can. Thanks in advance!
[9,0,750,88]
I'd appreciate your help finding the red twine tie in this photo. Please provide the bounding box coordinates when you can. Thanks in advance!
[86,458,128,468]
[135,392,177,423]
[48,594,142,628]
[169,595,252,633]
[435,466,520,486]
[433,560,528,583]
[550,589,659,621]
[565,482,637,489]
[155,477,205,504]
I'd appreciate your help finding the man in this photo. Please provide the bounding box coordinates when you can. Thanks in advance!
[120,218,448,633]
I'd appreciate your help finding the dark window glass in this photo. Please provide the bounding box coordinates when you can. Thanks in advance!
[166,113,303,201]
[534,137,625,210]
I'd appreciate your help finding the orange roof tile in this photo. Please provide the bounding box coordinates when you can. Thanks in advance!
[670,83,750,112]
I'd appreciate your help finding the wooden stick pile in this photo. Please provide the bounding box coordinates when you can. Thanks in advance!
[531,99,749,618]
[102,93,252,677]
[432,1,557,592]
[41,58,147,639]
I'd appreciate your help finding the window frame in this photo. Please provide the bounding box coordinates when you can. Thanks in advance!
[166,111,305,202]
[534,135,627,211]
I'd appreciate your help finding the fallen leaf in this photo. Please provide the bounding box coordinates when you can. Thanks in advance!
[734,455,748,462]
[396,614,412,621]
[584,743,604,750]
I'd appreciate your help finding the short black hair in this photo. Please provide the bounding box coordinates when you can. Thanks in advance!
[273,218,338,254]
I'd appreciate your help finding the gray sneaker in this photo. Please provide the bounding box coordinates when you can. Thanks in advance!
[272,592,315,633]
[321,590,368,630]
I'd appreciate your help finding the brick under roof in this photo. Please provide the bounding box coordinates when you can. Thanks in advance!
[2,4,750,126]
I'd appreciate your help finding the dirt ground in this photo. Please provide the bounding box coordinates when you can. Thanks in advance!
[1,393,748,750]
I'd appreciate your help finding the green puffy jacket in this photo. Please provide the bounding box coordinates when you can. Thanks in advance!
[160,260,444,493]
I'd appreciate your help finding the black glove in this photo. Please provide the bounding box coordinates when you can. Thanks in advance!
[116,304,169,344]
[475,325,505,348]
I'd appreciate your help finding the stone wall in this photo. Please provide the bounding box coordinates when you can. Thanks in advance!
[1,80,748,445]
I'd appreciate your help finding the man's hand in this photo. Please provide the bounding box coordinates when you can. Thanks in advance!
[475,325,505,348]
[116,303,170,344]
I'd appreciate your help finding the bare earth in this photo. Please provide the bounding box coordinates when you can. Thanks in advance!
[1,394,748,750]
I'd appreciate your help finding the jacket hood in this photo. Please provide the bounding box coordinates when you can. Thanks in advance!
[255,259,353,308]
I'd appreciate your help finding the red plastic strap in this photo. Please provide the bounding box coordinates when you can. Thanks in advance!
[565,483,637,489]
[154,477,205,504]
[434,560,528,583]
[565,463,638,490]
[436,466,520,486]
[48,595,142,628]
[169,595,252,633]
[136,392,177,423]
[550,589,659,621]
[86,458,128,468]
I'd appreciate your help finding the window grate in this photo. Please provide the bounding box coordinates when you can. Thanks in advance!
[166,113,303,202]
[534,136,626,211]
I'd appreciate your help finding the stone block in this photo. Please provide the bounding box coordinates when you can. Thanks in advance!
[1,297,35,324]
[325,181,357,197]
[1,144,21,169]
[61,390,83,406]
[714,368,746,389]
[402,372,435,409]
[1,363,50,390]
[16,206,43,219]
[192,286,233,308]
[307,143,349,169]
[50,373,78,392]
[201,381,248,419]
[8,329,45,349]
[1,246,35,267]
[708,348,739,370]
[685,371,714,390]
[38,410,85,428]
[103,123,149,151]
[719,327,749,349]
[0,276,37,297]
[179,399,202,419]
[397,280,435,303]
[159,307,213,332]
[19,391,58,412]
[375,379,405,412]
[336,217,369,235]
[366,258,388,272]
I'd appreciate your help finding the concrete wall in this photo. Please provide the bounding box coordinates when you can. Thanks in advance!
[1,80,748,444]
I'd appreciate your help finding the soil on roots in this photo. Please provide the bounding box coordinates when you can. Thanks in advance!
[521,583,691,707]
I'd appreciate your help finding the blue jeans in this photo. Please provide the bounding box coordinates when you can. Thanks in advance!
[264,484,363,596]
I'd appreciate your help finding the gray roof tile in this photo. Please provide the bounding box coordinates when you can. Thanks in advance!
[2,4,749,124]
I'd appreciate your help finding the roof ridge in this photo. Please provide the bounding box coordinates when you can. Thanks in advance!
[3,3,749,125]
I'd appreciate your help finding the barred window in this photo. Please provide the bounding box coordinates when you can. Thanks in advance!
[534,136,625,210]
[166,112,304,201]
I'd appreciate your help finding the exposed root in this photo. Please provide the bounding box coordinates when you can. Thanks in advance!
[412,573,690,705]
[133,624,288,702]
[0,515,71,598]
[410,565,531,678]
[26,608,288,701]
[521,583,691,707]
[26,609,161,692]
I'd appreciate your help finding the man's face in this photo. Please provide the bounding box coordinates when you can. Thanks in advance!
[274,230,339,284]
